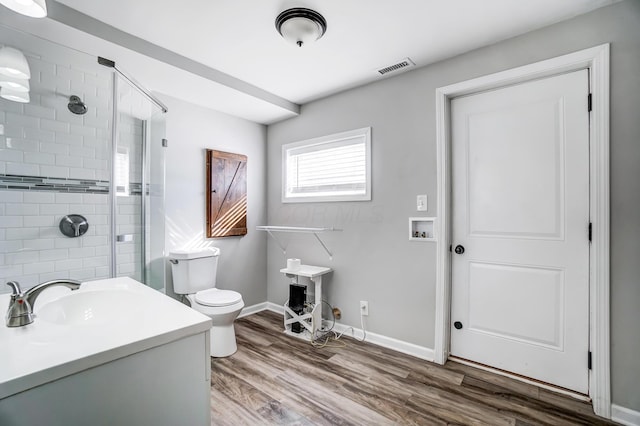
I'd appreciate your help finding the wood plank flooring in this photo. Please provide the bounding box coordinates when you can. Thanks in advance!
[210,311,616,425]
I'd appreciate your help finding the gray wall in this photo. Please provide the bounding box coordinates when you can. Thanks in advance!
[162,95,267,307]
[266,0,640,411]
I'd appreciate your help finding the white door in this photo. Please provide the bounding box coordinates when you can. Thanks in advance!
[450,70,590,393]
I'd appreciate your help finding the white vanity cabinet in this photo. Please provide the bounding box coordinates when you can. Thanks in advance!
[0,277,212,426]
[0,333,211,426]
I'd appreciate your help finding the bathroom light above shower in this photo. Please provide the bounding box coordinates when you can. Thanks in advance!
[0,46,31,103]
[0,73,29,92]
[0,0,47,18]
[0,46,31,79]
[0,86,29,103]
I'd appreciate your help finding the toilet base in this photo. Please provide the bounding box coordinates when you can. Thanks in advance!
[210,324,238,357]
[184,295,244,358]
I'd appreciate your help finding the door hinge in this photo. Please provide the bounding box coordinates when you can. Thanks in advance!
[588,93,592,112]
[588,222,592,243]
[162,138,168,147]
[588,351,592,370]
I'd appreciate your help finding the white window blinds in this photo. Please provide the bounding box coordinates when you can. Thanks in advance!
[282,127,371,202]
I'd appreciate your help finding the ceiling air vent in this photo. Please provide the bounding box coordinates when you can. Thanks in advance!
[376,57,415,76]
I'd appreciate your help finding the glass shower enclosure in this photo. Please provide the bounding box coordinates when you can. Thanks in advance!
[111,71,167,291]
[0,24,167,293]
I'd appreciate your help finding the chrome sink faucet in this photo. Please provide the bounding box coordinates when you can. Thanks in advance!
[5,279,82,327]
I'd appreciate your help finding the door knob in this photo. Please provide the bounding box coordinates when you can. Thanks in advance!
[454,245,465,254]
[454,321,463,330]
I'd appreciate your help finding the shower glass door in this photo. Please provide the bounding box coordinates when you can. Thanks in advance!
[112,74,166,291]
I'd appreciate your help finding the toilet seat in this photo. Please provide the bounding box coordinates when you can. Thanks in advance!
[195,288,242,307]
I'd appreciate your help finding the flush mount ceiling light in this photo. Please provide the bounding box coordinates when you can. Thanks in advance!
[0,46,31,79]
[0,86,29,103]
[0,0,47,18]
[275,8,327,47]
[0,73,29,92]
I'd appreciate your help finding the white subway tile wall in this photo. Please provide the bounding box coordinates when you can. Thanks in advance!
[0,29,123,292]
[0,190,111,288]
[0,32,112,180]
[0,27,157,292]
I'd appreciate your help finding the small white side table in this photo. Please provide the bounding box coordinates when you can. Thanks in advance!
[280,264,332,340]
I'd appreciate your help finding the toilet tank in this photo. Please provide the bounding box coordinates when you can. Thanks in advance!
[169,247,220,294]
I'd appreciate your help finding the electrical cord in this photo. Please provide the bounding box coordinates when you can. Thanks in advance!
[307,300,367,348]
[333,311,367,343]
[311,300,347,348]
[320,300,336,333]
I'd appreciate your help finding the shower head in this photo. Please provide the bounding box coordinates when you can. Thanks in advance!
[68,95,87,115]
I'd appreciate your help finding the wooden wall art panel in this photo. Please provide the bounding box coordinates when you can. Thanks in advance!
[206,149,247,238]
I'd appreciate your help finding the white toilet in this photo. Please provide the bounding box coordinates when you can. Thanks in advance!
[169,247,244,357]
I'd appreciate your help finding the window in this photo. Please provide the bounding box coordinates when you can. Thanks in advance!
[282,127,371,203]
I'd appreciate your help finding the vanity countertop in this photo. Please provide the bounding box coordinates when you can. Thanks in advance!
[0,277,211,399]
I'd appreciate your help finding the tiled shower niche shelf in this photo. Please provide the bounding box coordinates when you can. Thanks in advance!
[409,217,436,242]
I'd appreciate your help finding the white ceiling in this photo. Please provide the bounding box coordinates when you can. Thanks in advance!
[2,0,621,123]
[54,0,619,103]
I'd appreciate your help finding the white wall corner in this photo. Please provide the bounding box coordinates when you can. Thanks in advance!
[612,404,640,426]
[238,302,269,318]
[265,302,285,315]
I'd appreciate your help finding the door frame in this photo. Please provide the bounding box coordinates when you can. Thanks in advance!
[433,44,610,418]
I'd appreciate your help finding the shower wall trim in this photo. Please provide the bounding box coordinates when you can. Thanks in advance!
[109,73,119,278]
[0,174,142,195]
[140,120,148,284]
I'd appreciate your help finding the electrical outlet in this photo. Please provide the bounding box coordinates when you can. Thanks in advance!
[360,301,369,316]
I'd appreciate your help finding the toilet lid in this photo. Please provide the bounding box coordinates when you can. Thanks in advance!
[195,289,242,307]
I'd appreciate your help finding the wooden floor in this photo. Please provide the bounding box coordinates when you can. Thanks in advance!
[210,311,615,425]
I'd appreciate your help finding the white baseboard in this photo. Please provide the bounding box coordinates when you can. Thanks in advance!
[325,320,435,362]
[612,404,640,426]
[241,303,434,361]
[238,302,269,318]
[265,301,284,314]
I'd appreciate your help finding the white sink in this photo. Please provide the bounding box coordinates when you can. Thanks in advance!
[37,289,142,326]
[0,277,213,423]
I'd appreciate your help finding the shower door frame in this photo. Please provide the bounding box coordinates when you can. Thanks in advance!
[103,58,168,283]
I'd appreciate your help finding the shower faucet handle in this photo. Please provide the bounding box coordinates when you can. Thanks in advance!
[59,214,89,238]
[71,218,88,237]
